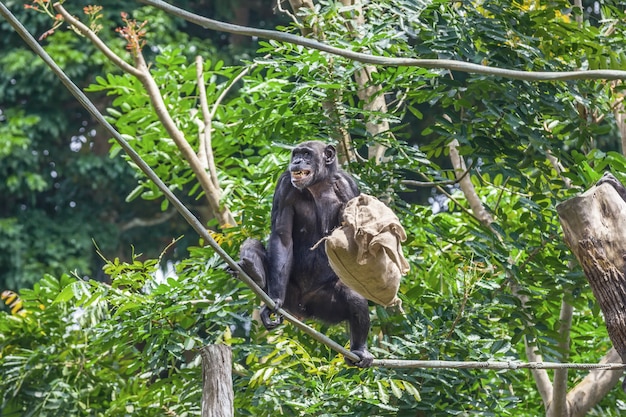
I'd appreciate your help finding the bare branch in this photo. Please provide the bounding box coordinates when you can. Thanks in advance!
[546,150,573,189]
[197,57,256,192]
[448,139,494,228]
[275,0,298,24]
[195,55,220,193]
[573,0,583,27]
[340,0,390,162]
[195,56,211,173]
[512,282,554,408]
[614,85,626,156]
[285,0,357,164]
[209,63,254,121]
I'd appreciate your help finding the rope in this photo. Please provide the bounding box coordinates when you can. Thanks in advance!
[138,0,626,82]
[370,359,626,370]
[1,1,625,371]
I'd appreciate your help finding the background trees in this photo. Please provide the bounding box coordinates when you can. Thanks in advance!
[2,0,626,415]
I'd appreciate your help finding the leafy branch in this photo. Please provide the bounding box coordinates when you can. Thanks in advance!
[53,2,236,229]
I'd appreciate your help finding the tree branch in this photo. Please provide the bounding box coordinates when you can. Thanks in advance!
[285,0,357,164]
[53,5,141,77]
[403,161,474,188]
[568,347,624,417]
[139,0,626,81]
[548,296,574,417]
[448,139,494,228]
[198,57,254,192]
[340,0,390,162]
[614,85,626,156]
[446,137,558,407]
[119,209,177,232]
[510,281,554,408]
[546,150,573,189]
[195,56,211,174]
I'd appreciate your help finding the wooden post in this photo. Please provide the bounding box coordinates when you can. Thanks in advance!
[200,344,234,417]
[556,180,626,361]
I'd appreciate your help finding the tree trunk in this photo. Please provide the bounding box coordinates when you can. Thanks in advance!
[200,345,234,417]
[556,182,626,361]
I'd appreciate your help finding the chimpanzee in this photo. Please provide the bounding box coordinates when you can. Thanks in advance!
[238,141,374,367]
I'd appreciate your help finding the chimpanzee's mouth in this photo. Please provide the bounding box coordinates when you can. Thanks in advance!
[291,170,311,181]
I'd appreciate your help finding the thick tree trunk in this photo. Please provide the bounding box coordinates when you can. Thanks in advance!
[556,182,626,361]
[200,345,234,417]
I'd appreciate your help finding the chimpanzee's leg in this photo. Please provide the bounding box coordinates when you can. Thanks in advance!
[344,288,374,368]
[302,281,374,368]
[237,238,268,289]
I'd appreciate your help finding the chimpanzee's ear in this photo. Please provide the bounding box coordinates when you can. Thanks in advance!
[323,145,336,165]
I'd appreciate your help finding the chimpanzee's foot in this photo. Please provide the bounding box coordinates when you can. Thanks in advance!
[345,347,374,368]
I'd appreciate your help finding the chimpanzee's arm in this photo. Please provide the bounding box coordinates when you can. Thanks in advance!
[334,171,360,202]
[597,172,626,202]
[267,210,293,306]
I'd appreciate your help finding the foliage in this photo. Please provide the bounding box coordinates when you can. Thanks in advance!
[0,0,228,289]
[3,0,626,416]
[0,248,252,416]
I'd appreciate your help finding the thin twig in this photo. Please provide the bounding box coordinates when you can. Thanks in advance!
[274,0,299,25]
[403,161,475,188]
[55,5,141,76]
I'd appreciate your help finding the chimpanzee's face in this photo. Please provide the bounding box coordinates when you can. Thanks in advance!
[289,146,317,189]
[288,141,337,190]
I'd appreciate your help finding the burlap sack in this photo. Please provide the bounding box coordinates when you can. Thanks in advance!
[322,194,409,306]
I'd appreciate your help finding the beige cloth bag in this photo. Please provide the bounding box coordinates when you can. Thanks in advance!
[321,194,409,306]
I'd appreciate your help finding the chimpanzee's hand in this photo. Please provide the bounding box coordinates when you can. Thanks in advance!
[345,347,374,368]
[260,300,284,330]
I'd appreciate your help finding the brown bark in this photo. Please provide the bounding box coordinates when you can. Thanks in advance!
[201,345,234,417]
[557,182,626,361]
